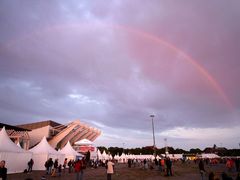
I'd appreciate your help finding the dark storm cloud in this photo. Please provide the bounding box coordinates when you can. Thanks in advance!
[0,0,240,148]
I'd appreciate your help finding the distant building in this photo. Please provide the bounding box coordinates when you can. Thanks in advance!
[0,122,30,150]
[18,120,101,149]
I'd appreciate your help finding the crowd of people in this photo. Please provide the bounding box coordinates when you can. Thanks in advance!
[0,156,240,180]
[197,158,240,180]
[43,157,87,179]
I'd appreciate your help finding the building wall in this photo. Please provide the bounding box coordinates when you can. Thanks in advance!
[28,125,50,147]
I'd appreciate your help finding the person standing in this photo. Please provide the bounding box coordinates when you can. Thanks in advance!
[51,159,58,177]
[27,158,34,172]
[74,159,82,180]
[166,157,172,176]
[128,159,131,168]
[106,160,114,180]
[235,158,240,172]
[44,159,49,174]
[199,159,205,180]
[58,164,62,176]
[48,158,53,175]
[161,158,165,172]
[0,160,7,180]
[63,158,67,173]
[143,159,147,169]
[68,160,73,173]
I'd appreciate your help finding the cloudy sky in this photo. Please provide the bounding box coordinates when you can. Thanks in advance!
[0,0,240,150]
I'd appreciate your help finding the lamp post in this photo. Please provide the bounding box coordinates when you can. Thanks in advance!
[150,114,156,158]
[164,138,168,156]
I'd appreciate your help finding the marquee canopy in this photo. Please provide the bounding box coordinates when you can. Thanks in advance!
[0,127,32,173]
[75,138,93,146]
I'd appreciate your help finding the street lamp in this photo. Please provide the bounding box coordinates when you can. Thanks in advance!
[150,114,156,157]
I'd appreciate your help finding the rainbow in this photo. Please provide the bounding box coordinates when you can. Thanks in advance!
[2,23,233,109]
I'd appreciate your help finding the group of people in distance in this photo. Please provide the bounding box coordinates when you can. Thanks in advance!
[198,158,240,180]
[129,157,173,176]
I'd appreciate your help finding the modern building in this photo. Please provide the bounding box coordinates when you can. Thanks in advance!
[18,120,101,149]
[0,122,30,150]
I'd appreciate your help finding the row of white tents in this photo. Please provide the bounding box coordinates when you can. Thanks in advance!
[0,127,83,173]
[97,150,220,162]
[97,150,182,162]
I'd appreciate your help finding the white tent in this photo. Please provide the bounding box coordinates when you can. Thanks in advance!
[0,127,32,174]
[75,138,93,146]
[29,136,65,170]
[114,154,120,160]
[97,149,102,160]
[90,147,98,160]
[60,141,84,161]
[102,150,109,160]
[201,153,220,159]
[119,153,127,163]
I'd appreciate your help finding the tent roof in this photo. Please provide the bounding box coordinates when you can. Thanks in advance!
[29,136,61,155]
[0,127,27,153]
[75,138,93,145]
[60,141,83,157]
[201,153,220,158]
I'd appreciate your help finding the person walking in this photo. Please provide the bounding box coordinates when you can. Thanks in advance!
[106,160,114,180]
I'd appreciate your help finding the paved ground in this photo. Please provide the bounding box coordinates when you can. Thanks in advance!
[7,161,239,180]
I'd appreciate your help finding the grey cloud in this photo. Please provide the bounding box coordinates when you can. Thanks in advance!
[0,0,240,148]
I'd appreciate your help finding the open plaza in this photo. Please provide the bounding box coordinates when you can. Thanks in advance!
[7,160,240,180]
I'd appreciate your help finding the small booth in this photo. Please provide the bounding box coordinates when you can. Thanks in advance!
[73,139,95,153]
[60,141,84,161]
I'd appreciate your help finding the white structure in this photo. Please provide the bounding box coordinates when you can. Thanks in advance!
[97,149,102,160]
[29,136,64,170]
[0,127,32,173]
[163,154,183,160]
[60,141,83,161]
[18,120,101,149]
[200,153,220,159]
[75,138,93,146]
[90,147,98,160]
[101,150,109,160]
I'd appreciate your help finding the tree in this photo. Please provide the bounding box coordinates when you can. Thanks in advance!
[189,148,202,154]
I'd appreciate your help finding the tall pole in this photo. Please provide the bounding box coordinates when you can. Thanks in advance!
[150,114,156,158]
[164,138,168,156]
